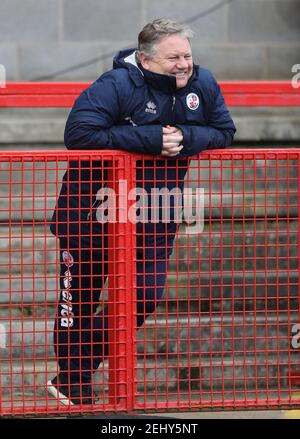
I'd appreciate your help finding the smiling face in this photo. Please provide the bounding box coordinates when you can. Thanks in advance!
[139,34,193,89]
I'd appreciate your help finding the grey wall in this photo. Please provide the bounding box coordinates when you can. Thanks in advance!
[0,0,299,81]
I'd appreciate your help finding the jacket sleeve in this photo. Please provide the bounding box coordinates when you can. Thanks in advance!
[176,77,236,157]
[64,73,163,155]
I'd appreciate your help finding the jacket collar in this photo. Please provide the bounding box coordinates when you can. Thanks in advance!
[138,63,177,94]
[139,64,198,95]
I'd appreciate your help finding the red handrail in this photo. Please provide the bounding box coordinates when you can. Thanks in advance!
[0,81,299,107]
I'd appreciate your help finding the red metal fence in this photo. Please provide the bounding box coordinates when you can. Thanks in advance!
[0,148,299,416]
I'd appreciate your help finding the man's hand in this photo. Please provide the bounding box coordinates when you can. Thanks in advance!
[162,125,184,157]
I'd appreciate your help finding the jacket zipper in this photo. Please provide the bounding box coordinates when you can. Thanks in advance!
[172,95,176,111]
[170,95,176,125]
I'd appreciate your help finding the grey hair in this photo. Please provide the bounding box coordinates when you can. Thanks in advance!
[137,18,194,58]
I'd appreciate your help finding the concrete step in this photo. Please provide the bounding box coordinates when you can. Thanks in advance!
[0,269,298,308]
[0,354,298,396]
[0,153,298,221]
[1,109,300,142]
[1,220,297,273]
[1,314,299,405]
[0,313,298,360]
[0,190,297,222]
[0,220,298,304]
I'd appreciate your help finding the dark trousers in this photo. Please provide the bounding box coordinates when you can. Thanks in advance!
[54,226,176,385]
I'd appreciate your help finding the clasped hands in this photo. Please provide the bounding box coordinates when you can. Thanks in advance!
[161,125,183,157]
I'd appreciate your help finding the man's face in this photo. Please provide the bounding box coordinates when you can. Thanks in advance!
[140,34,193,89]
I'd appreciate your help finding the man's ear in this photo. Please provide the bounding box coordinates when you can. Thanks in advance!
[138,52,150,70]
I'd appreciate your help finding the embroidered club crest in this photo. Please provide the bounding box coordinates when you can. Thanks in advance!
[186,93,199,110]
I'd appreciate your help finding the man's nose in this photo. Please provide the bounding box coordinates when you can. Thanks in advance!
[176,57,189,69]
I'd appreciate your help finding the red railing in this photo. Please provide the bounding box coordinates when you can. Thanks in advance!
[0,81,299,107]
[0,81,299,416]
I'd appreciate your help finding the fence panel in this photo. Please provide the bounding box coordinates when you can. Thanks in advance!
[0,150,136,416]
[0,149,299,416]
[133,149,300,411]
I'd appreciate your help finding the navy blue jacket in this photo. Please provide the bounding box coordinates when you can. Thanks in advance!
[50,49,236,247]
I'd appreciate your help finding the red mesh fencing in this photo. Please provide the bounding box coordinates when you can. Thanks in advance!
[0,149,299,416]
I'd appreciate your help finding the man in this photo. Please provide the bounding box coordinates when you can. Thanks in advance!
[47,18,236,405]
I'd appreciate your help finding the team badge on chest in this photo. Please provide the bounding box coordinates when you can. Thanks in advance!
[186,93,199,110]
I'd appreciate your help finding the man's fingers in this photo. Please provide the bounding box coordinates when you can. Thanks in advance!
[163,126,178,134]
[161,151,181,157]
[163,126,183,136]
[162,126,183,153]
[162,127,184,156]
[163,134,183,144]
[164,144,183,152]
[161,144,183,157]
